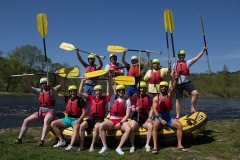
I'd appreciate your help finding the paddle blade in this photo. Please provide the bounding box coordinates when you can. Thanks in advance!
[107,45,125,53]
[164,9,169,32]
[37,13,48,38]
[84,70,109,78]
[168,10,174,33]
[60,42,76,51]
[59,67,79,77]
[114,76,135,85]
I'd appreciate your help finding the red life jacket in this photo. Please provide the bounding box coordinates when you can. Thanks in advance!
[176,61,189,75]
[109,63,121,77]
[149,69,163,84]
[127,65,139,77]
[157,94,172,112]
[135,94,151,117]
[65,98,82,116]
[38,90,55,107]
[110,98,126,117]
[89,97,105,119]
[85,64,97,73]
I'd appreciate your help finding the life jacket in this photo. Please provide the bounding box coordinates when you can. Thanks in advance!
[149,69,163,84]
[157,94,172,112]
[89,97,105,119]
[176,61,189,75]
[110,98,127,117]
[109,63,121,77]
[127,65,139,77]
[135,94,151,117]
[85,64,97,73]
[38,90,55,107]
[65,97,82,116]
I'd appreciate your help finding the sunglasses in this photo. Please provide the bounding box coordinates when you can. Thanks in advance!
[41,82,47,85]
[160,85,168,88]
[117,89,125,92]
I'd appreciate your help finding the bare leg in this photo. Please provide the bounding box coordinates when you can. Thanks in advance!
[142,119,153,146]
[41,114,54,141]
[18,114,39,139]
[176,98,182,118]
[170,120,186,150]
[117,122,131,148]
[89,122,101,150]
[99,120,114,147]
[191,90,198,112]
[69,123,80,146]
[50,119,66,142]
[129,120,139,147]
[152,121,160,150]
[79,121,88,150]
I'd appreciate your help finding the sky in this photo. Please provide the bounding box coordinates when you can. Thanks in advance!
[0,0,240,77]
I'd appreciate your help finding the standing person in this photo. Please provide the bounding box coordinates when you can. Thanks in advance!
[98,85,131,155]
[50,85,86,151]
[11,71,64,146]
[143,59,171,99]
[129,81,153,153]
[105,53,124,77]
[152,74,188,154]
[76,50,103,96]
[171,46,208,119]
[78,70,113,152]
[122,49,150,97]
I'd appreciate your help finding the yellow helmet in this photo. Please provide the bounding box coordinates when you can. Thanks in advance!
[178,50,186,55]
[109,53,117,58]
[94,85,103,91]
[116,85,125,90]
[88,54,95,59]
[152,58,160,64]
[131,56,138,60]
[138,81,147,88]
[39,77,48,84]
[159,81,168,86]
[68,85,77,91]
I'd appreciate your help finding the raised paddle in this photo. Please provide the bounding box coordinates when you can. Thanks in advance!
[10,67,79,78]
[67,76,135,85]
[199,14,211,75]
[107,45,162,54]
[37,13,49,80]
[60,42,106,59]
[164,9,170,68]
[137,50,141,122]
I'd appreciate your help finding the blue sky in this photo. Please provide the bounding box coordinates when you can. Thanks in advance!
[1,0,240,76]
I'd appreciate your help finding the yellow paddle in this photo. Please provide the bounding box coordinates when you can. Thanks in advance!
[107,45,162,54]
[10,67,79,78]
[68,76,135,85]
[60,42,106,59]
[37,13,49,79]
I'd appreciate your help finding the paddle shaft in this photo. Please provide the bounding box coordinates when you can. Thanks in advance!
[78,49,105,59]
[166,32,170,68]
[128,49,162,54]
[43,38,49,80]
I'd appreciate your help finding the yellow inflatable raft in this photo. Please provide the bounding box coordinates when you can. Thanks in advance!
[48,111,207,146]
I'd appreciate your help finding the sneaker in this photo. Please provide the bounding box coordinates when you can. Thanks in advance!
[11,139,22,145]
[35,141,44,147]
[116,148,124,155]
[145,145,151,152]
[89,148,95,152]
[53,141,66,148]
[65,145,72,151]
[130,146,135,153]
[99,147,109,154]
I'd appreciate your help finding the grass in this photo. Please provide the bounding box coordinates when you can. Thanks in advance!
[0,119,240,160]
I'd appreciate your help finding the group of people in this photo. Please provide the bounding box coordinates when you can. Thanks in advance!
[12,45,208,155]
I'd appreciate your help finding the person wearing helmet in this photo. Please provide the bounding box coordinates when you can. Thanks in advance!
[129,81,153,153]
[98,84,131,155]
[143,58,171,99]
[171,46,208,119]
[105,53,124,77]
[76,49,103,96]
[122,48,150,97]
[77,70,114,152]
[152,73,188,153]
[11,70,64,147]
[50,85,86,151]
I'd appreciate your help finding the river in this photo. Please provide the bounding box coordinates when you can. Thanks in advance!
[0,96,240,129]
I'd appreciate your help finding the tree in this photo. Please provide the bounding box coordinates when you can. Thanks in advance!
[222,64,230,88]
[34,54,52,72]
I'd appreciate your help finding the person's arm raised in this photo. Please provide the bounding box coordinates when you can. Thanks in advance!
[190,46,208,65]
[23,74,34,93]
[121,48,129,66]
[96,54,103,70]
[50,82,65,102]
[76,49,88,67]
[79,78,88,99]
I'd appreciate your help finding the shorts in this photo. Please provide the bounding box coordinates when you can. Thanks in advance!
[176,81,196,99]
[84,84,95,96]
[154,111,175,127]
[85,118,104,134]
[33,110,55,120]
[126,85,138,97]
[148,93,158,99]
[109,118,123,126]
[131,112,148,126]
[61,116,83,127]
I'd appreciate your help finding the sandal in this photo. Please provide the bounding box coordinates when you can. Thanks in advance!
[151,148,158,154]
[77,148,83,152]
[177,148,188,152]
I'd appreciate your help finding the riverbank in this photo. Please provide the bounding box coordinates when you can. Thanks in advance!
[0,119,239,159]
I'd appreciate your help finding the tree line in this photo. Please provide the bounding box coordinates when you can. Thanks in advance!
[0,45,240,97]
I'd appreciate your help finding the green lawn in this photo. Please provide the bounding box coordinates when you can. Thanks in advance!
[0,119,240,160]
